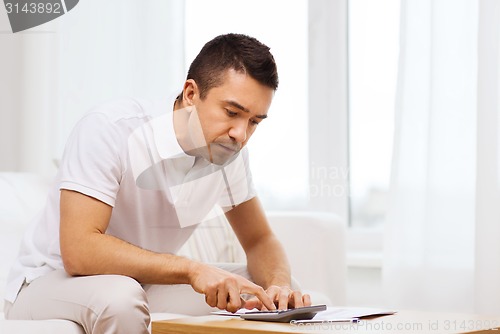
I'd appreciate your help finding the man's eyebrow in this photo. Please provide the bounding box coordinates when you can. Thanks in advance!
[225,100,268,119]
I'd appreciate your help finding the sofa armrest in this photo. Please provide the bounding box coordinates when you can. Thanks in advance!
[266,211,347,305]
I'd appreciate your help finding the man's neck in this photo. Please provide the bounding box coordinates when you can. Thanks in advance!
[172,99,200,157]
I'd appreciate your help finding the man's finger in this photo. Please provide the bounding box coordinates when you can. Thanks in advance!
[303,293,312,307]
[241,283,276,311]
[290,291,304,308]
[216,285,229,310]
[278,288,291,310]
[205,292,216,308]
[241,296,262,310]
[225,284,243,313]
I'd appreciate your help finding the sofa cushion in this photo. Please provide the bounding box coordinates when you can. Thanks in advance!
[0,173,50,227]
[0,318,86,333]
[0,173,51,311]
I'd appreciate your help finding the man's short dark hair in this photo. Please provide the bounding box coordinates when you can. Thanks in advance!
[179,33,279,100]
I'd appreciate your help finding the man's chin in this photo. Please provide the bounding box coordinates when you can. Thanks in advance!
[209,143,240,165]
[209,151,239,166]
[184,147,238,166]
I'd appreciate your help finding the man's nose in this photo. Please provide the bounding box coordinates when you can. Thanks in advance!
[228,120,248,143]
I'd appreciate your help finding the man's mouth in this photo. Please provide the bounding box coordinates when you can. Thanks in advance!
[217,143,239,153]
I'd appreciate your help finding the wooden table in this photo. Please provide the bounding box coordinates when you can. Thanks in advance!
[152,310,500,334]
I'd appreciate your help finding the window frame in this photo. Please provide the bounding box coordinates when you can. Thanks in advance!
[308,0,383,267]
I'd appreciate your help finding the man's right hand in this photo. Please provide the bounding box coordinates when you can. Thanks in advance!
[188,263,276,313]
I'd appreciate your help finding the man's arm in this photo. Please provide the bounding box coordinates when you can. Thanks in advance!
[225,196,311,310]
[59,189,275,312]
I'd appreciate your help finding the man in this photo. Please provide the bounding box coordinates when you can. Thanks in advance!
[4,33,311,333]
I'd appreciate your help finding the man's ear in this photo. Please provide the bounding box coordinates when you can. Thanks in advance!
[182,79,198,106]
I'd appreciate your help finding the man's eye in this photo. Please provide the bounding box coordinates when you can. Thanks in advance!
[250,119,260,126]
[226,109,237,117]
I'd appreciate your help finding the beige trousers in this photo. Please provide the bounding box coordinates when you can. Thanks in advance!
[4,263,257,334]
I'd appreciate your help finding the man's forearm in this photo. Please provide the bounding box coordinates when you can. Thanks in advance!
[62,231,197,285]
[245,234,292,289]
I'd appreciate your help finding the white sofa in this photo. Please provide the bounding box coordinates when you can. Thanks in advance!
[0,172,346,333]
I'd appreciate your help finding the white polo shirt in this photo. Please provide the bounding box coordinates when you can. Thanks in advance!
[5,97,256,303]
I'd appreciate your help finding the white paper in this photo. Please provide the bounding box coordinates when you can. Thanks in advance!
[312,307,396,321]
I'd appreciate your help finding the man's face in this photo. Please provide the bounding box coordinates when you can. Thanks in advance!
[187,69,274,165]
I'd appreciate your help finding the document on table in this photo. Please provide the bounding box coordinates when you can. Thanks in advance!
[211,309,256,316]
[211,306,396,323]
[294,307,396,324]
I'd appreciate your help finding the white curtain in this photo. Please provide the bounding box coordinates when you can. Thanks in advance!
[383,0,500,314]
[475,0,500,314]
[0,0,185,176]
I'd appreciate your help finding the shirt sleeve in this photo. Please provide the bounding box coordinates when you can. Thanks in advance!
[59,112,124,207]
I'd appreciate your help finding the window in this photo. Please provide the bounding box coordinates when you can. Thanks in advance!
[348,0,400,228]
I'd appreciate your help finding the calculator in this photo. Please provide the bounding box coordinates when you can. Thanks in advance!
[240,305,327,323]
